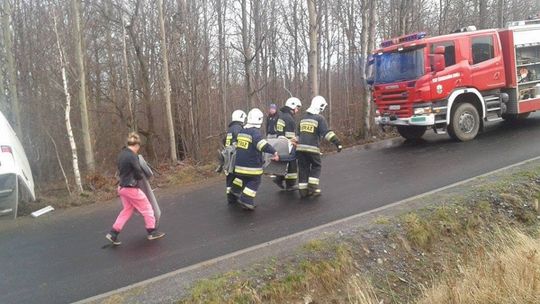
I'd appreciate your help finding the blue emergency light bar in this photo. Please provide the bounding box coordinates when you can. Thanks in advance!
[380,32,427,48]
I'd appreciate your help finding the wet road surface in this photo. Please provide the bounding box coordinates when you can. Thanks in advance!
[2,115,540,303]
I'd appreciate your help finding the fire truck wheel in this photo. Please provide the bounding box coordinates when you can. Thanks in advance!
[448,102,479,141]
[396,125,427,140]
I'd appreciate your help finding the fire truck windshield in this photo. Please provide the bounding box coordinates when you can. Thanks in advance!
[373,47,425,84]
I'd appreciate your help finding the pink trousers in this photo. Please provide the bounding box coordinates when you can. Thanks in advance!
[112,187,156,232]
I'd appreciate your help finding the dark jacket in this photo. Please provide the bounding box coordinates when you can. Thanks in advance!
[117,147,144,187]
[234,127,277,176]
[276,107,297,139]
[224,121,244,146]
[297,113,340,154]
[266,114,278,136]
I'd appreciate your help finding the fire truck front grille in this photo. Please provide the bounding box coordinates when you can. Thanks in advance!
[377,90,412,118]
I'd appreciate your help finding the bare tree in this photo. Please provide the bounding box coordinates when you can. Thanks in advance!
[322,0,331,123]
[73,0,96,172]
[240,0,255,108]
[0,38,5,113]
[438,0,450,34]
[126,0,157,159]
[361,0,377,140]
[53,8,83,194]
[215,0,228,128]
[497,0,505,27]
[307,0,319,98]
[1,0,21,135]
[158,0,178,163]
[478,0,487,29]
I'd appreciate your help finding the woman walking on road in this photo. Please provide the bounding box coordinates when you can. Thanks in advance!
[106,133,165,245]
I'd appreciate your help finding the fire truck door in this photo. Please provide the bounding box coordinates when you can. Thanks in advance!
[470,34,506,91]
[430,41,460,98]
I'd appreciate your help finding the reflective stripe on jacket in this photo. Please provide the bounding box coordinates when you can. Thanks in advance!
[296,113,339,154]
[234,127,277,176]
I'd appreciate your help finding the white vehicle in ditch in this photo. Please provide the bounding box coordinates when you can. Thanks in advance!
[0,111,35,218]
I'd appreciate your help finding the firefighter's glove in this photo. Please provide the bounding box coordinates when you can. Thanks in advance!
[336,143,343,153]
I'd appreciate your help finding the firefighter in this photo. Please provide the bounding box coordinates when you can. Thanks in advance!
[266,103,278,137]
[225,110,246,147]
[296,96,342,198]
[272,97,302,190]
[230,108,279,210]
[224,110,246,203]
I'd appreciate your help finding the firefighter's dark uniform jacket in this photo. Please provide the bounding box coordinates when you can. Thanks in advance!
[223,121,243,199]
[224,121,243,146]
[276,107,297,139]
[297,113,340,153]
[234,127,277,176]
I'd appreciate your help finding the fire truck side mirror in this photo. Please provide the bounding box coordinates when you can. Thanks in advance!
[429,45,446,73]
[433,54,446,72]
[434,46,446,55]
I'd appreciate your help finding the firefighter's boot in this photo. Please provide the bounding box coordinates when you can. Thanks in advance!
[308,177,321,197]
[272,175,285,189]
[299,183,310,198]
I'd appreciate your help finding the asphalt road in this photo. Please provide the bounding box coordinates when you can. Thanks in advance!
[3,115,540,304]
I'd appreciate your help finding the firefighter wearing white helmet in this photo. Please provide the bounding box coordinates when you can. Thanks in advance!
[296,96,342,198]
[225,110,246,146]
[222,110,247,203]
[230,108,279,210]
[272,97,302,190]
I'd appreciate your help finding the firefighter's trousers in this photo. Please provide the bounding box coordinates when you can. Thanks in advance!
[274,160,298,187]
[230,174,262,206]
[297,151,322,196]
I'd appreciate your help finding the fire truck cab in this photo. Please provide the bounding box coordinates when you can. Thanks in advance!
[372,19,540,141]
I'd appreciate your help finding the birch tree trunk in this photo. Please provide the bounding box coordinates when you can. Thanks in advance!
[158,0,178,163]
[53,12,83,194]
[0,43,5,111]
[307,0,319,98]
[72,0,95,172]
[2,0,21,136]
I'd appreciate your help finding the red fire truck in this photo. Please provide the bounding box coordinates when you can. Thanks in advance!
[372,19,540,141]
